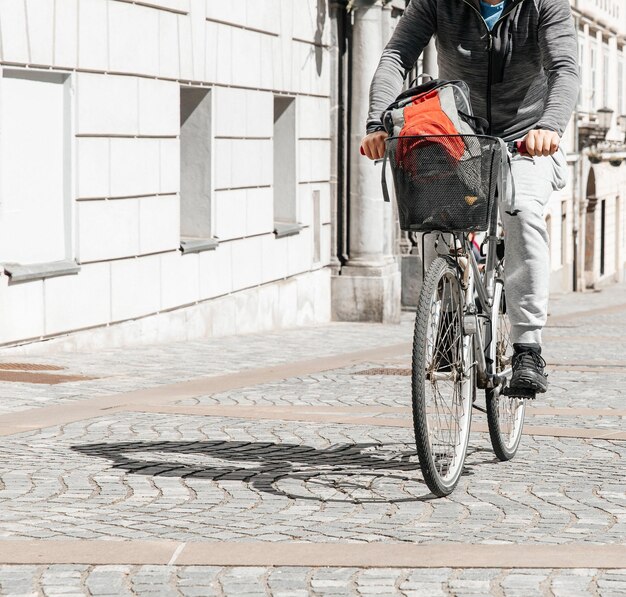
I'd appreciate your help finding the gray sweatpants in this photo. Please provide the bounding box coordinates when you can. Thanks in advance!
[502,148,568,345]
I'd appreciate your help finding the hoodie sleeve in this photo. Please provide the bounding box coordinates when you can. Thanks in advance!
[534,0,580,135]
[366,0,436,134]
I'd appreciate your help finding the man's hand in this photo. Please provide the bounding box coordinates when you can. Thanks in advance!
[523,129,560,157]
[360,131,388,160]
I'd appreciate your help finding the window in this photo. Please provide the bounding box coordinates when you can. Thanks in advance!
[0,70,72,265]
[561,202,568,266]
[600,199,606,276]
[273,96,297,228]
[590,42,597,109]
[313,190,321,263]
[619,57,624,114]
[180,87,213,244]
[602,47,610,107]
[578,36,585,108]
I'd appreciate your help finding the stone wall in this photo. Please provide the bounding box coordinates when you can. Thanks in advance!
[0,0,333,350]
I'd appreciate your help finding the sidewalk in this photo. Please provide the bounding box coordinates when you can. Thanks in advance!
[0,285,624,596]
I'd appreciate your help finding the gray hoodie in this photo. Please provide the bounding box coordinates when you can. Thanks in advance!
[367,0,580,141]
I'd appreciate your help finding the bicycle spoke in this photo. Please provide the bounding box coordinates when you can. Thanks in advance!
[413,258,473,495]
[424,272,466,479]
[487,281,526,459]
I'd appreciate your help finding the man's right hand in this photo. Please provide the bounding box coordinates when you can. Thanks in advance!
[360,131,388,160]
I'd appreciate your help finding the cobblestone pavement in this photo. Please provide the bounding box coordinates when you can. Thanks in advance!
[1,415,624,543]
[0,565,625,596]
[0,284,625,595]
[0,322,414,415]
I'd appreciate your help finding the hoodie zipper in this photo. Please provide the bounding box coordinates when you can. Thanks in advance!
[459,0,525,135]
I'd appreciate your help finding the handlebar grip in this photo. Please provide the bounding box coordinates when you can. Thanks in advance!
[515,140,529,156]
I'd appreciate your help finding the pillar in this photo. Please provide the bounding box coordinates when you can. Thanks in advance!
[331,0,401,323]
[596,30,604,110]
[422,38,438,79]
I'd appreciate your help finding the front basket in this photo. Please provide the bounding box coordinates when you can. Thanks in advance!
[386,134,504,233]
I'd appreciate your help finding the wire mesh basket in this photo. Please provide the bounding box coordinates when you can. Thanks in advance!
[385,134,504,233]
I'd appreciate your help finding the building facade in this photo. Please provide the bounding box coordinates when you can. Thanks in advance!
[1,0,624,352]
[563,0,626,291]
[0,0,333,352]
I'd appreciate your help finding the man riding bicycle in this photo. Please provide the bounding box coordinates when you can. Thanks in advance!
[361,0,579,396]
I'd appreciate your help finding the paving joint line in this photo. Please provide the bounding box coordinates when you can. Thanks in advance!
[0,342,411,437]
[546,301,626,323]
[0,540,624,569]
[167,542,187,566]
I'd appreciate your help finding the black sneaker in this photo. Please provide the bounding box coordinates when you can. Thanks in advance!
[510,344,548,394]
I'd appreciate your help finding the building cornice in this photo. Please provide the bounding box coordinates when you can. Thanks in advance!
[571,8,626,42]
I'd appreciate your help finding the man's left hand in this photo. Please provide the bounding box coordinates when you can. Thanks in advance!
[523,129,561,157]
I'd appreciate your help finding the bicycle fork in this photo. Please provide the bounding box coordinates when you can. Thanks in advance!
[457,237,499,391]
[460,260,489,389]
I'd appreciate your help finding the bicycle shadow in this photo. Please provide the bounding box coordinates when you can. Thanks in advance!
[71,440,441,504]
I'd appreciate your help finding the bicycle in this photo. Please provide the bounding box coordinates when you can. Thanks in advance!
[384,134,530,497]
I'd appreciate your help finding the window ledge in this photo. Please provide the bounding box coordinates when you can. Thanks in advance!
[180,237,219,254]
[274,222,303,239]
[3,260,81,283]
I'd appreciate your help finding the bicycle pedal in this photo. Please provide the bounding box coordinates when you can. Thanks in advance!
[502,386,536,400]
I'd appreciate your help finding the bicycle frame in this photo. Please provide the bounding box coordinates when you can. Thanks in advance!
[422,204,506,392]
[411,136,521,395]
[459,231,500,390]
[462,203,511,392]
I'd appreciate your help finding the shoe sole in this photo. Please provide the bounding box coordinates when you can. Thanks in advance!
[509,374,548,394]
[502,386,536,399]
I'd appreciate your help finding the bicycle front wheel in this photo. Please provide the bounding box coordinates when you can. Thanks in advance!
[412,257,473,497]
[486,280,526,460]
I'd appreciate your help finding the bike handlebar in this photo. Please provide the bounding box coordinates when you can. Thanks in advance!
[361,138,530,157]
[508,140,529,156]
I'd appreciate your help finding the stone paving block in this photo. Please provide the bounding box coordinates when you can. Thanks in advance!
[550,570,595,597]
[178,589,220,597]
[499,571,550,597]
[448,578,493,593]
[0,567,625,597]
[402,584,449,597]
[0,568,39,597]
[85,565,133,596]
[267,567,311,594]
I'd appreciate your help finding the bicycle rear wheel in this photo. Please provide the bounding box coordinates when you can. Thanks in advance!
[486,280,526,460]
[412,257,473,497]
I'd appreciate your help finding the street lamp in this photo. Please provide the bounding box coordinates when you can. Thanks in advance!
[597,107,614,131]
[579,108,616,160]
[588,151,602,164]
[597,109,624,166]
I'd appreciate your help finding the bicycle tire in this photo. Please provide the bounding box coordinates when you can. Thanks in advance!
[486,280,526,461]
[412,257,473,497]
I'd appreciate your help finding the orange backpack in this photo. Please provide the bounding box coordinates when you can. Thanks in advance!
[379,79,510,232]
[380,79,488,205]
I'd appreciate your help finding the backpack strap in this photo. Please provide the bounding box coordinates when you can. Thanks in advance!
[390,78,462,108]
[407,73,435,87]
[496,138,517,216]
[381,149,391,203]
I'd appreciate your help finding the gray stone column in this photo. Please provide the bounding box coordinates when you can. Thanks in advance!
[401,35,439,308]
[331,0,401,323]
[420,38,439,272]
[422,38,438,79]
